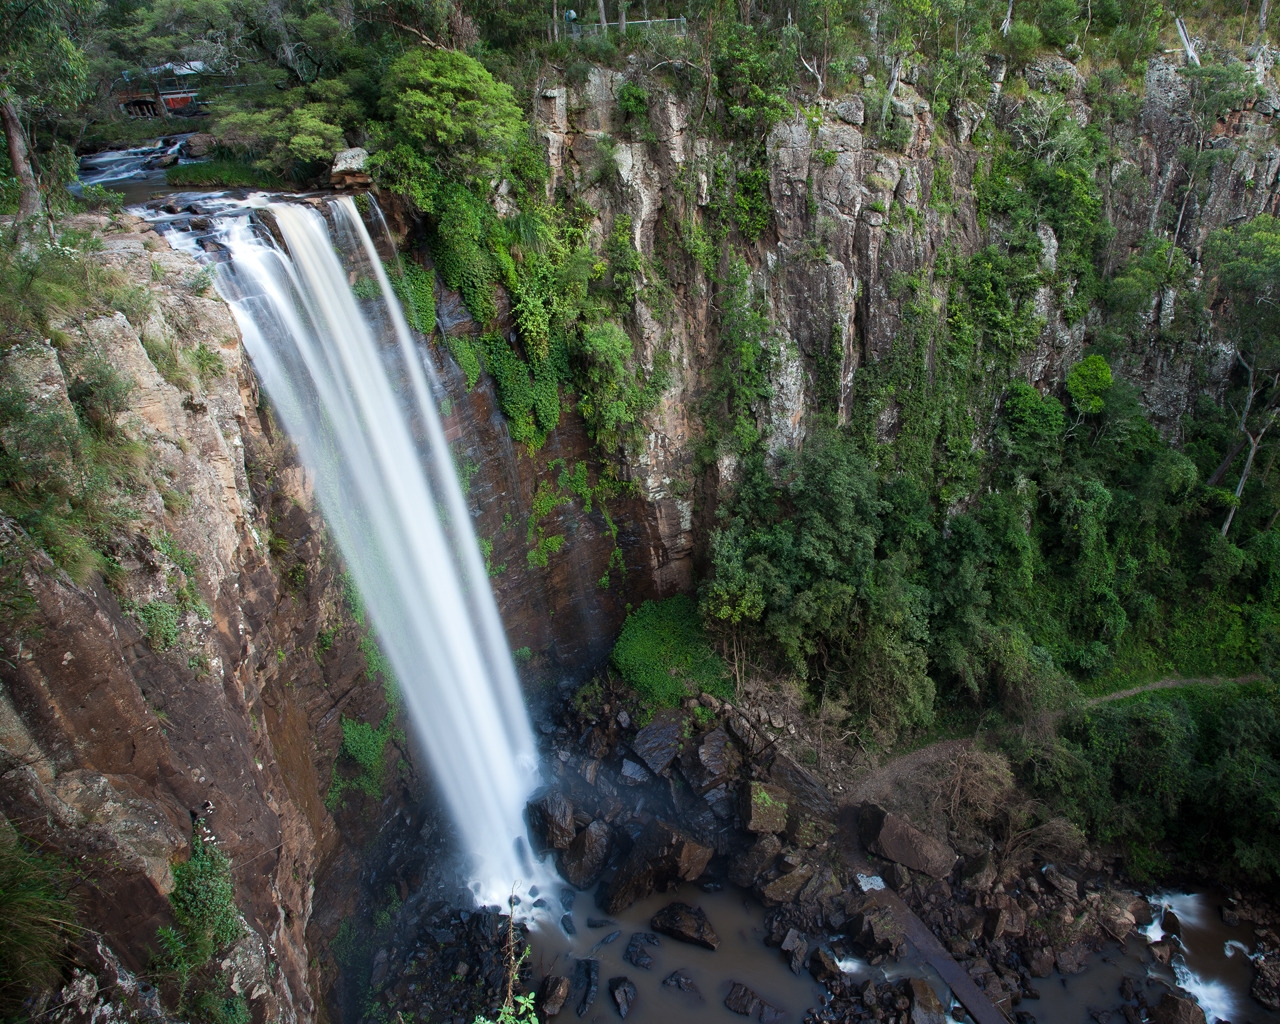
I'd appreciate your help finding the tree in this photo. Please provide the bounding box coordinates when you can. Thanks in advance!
[379,48,524,183]
[0,0,90,222]
[1204,215,1280,536]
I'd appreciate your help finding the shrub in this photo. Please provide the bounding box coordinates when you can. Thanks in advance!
[139,600,181,650]
[611,595,732,708]
[0,824,77,1018]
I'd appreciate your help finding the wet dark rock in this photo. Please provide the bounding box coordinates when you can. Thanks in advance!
[574,959,600,1018]
[678,726,741,794]
[1015,1013,1039,1024]
[1119,976,1136,1002]
[587,917,613,928]
[883,861,912,891]
[561,913,576,936]
[662,969,700,996]
[847,900,905,955]
[1027,948,1055,978]
[725,982,762,1017]
[601,819,714,914]
[960,852,996,892]
[758,1002,785,1024]
[1043,865,1078,900]
[538,975,571,1017]
[907,978,948,1024]
[1221,905,1240,927]
[808,946,842,983]
[559,820,612,889]
[781,928,808,974]
[1161,908,1182,937]
[623,932,660,969]
[858,804,957,879]
[620,759,651,785]
[529,791,577,851]
[1148,939,1175,965]
[1055,942,1090,975]
[1149,994,1206,1024]
[561,888,577,911]
[601,930,622,944]
[609,977,637,1019]
[651,901,721,950]
[1253,949,1280,1010]
[631,709,684,774]
[743,782,790,833]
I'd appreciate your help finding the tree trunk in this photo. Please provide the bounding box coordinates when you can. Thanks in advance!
[553,0,559,41]
[0,96,40,223]
[1260,0,1271,39]
[597,0,608,31]
[1221,435,1261,537]
[618,0,626,35]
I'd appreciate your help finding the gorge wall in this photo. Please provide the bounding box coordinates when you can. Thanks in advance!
[4,38,1279,1024]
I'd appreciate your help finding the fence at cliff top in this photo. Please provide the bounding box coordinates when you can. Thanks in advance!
[157,194,547,908]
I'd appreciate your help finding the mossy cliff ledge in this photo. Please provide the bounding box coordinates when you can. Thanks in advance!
[0,215,408,1024]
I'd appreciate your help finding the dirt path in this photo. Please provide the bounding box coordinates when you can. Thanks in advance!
[1085,673,1262,705]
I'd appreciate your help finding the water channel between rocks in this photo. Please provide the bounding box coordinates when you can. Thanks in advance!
[529,885,830,1024]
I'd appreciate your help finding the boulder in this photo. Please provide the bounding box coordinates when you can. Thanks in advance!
[631,709,683,774]
[622,932,659,970]
[808,946,842,983]
[742,782,789,833]
[1055,943,1089,975]
[961,852,996,892]
[858,804,958,879]
[609,977,637,1019]
[907,978,948,1024]
[330,147,371,187]
[557,820,611,889]
[651,902,720,950]
[833,96,865,125]
[600,819,713,914]
[985,904,1027,939]
[781,928,808,974]
[724,982,781,1021]
[1027,948,1055,978]
[537,975,571,1016]
[574,958,600,1017]
[1252,951,1280,1010]
[662,969,699,995]
[848,901,906,954]
[1161,908,1182,937]
[181,132,215,157]
[1099,900,1137,941]
[1149,994,1206,1024]
[678,725,741,794]
[883,861,912,891]
[528,790,576,851]
[1043,865,1078,899]
[762,863,815,905]
[729,833,782,887]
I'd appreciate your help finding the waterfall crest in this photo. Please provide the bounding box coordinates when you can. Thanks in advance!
[174,194,541,904]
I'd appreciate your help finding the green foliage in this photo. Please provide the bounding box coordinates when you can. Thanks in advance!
[611,595,733,708]
[138,600,181,650]
[1012,681,1280,883]
[338,716,390,797]
[379,49,524,183]
[575,322,666,453]
[1066,354,1112,415]
[388,259,437,336]
[165,159,285,190]
[473,992,539,1024]
[78,184,124,213]
[0,824,77,1019]
[703,253,775,457]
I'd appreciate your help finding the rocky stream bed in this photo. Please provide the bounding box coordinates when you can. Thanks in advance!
[355,679,1280,1024]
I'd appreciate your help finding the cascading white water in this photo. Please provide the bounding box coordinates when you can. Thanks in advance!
[178,194,545,905]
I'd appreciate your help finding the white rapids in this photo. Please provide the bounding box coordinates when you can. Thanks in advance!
[162,193,547,907]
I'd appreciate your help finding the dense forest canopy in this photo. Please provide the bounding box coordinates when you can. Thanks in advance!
[4,0,1280,883]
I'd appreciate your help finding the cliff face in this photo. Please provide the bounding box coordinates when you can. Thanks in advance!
[7,42,1280,1024]
[525,50,1280,514]
[0,214,412,1024]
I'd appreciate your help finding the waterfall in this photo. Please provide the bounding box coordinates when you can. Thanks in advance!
[166,194,542,905]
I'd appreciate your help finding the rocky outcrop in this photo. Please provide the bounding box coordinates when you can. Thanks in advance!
[859,804,958,879]
[0,215,421,1024]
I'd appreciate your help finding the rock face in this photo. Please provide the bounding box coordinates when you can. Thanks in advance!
[1149,994,1207,1024]
[859,804,958,879]
[651,902,721,950]
[329,147,370,188]
[558,819,612,888]
[601,819,713,913]
[0,215,430,1024]
[529,790,577,851]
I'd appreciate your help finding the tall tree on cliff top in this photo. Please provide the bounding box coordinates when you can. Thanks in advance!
[1,0,91,222]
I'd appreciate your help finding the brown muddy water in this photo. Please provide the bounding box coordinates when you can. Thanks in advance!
[530,887,1276,1024]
